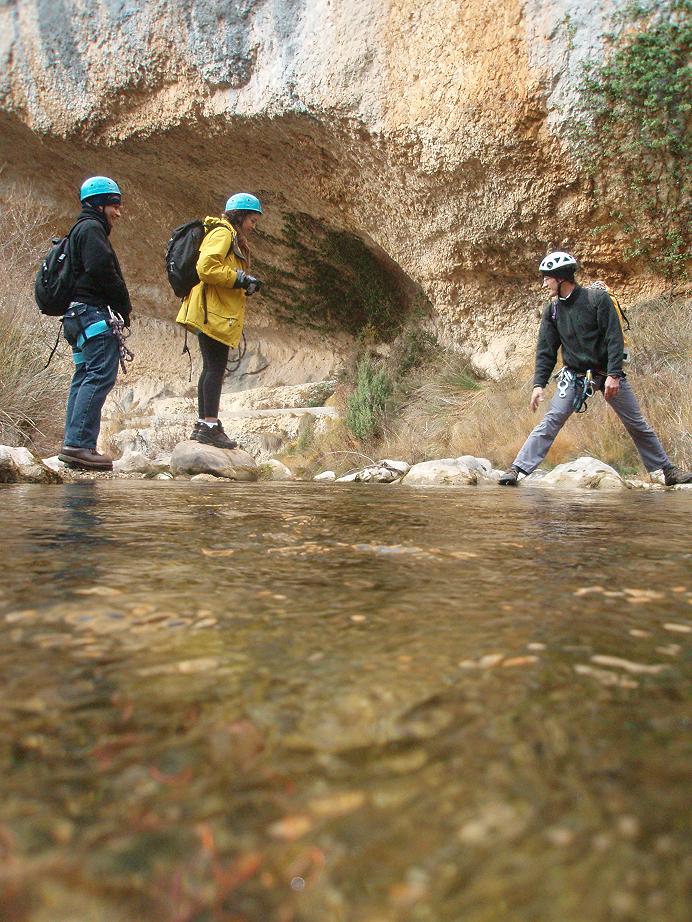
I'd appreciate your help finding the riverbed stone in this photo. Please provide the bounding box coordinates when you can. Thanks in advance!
[169,441,258,481]
[402,456,494,487]
[0,445,63,484]
[263,459,295,481]
[113,449,170,475]
[336,459,411,484]
[536,456,627,491]
[314,470,336,482]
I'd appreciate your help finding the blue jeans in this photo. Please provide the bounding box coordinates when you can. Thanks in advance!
[63,303,119,449]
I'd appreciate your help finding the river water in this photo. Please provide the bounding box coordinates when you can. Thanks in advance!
[0,481,689,922]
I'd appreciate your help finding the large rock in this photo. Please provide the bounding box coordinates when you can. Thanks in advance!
[402,456,494,487]
[0,0,642,373]
[536,456,628,491]
[0,445,63,483]
[169,441,258,481]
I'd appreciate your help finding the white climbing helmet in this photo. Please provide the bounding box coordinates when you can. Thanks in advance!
[539,251,578,274]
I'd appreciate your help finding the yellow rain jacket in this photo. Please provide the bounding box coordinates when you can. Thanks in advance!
[176,216,247,347]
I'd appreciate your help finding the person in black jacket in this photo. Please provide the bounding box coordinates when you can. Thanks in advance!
[58,176,132,471]
[498,252,692,486]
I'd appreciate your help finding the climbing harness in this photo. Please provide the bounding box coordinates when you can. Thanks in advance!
[106,307,134,374]
[555,367,594,414]
[57,306,134,373]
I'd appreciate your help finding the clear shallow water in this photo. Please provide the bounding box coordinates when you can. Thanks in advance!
[0,481,690,922]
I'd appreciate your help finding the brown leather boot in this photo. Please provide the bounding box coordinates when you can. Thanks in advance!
[58,447,114,471]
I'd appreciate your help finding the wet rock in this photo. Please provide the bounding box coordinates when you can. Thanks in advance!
[336,460,408,483]
[314,470,336,482]
[190,473,232,482]
[402,456,493,487]
[263,459,295,481]
[169,440,258,481]
[0,445,63,483]
[536,456,627,490]
[113,449,170,475]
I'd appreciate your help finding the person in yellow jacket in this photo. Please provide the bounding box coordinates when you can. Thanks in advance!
[176,193,263,448]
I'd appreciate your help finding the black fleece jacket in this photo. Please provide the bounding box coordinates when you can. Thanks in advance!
[533,285,625,388]
[71,206,132,323]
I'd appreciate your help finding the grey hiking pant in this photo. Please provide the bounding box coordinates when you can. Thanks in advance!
[513,372,670,475]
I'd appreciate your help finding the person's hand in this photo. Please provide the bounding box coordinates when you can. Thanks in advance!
[530,386,544,412]
[234,270,262,295]
[604,375,620,400]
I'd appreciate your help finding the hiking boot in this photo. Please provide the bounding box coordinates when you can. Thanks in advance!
[195,421,238,450]
[498,465,521,486]
[58,447,113,471]
[663,466,692,486]
[189,421,203,441]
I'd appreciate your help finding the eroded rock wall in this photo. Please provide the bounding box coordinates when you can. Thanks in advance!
[0,0,648,376]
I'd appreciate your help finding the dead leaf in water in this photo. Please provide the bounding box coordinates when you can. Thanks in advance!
[74,586,122,597]
[574,664,638,688]
[268,815,313,840]
[591,655,668,675]
[502,656,538,667]
[623,588,665,604]
[308,791,366,818]
[201,548,235,557]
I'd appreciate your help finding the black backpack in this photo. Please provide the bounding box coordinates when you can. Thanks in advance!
[165,220,206,299]
[34,225,80,316]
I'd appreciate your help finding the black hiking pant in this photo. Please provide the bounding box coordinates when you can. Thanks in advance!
[197,332,229,418]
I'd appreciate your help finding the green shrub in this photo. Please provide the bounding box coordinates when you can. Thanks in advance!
[346,358,392,440]
[572,0,691,279]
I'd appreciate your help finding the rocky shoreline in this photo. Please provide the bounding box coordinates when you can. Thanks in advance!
[1,443,690,493]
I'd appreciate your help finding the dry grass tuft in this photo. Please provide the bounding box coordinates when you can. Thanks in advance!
[0,187,71,452]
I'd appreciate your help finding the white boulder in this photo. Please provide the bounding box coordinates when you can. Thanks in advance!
[402,456,494,487]
[0,445,63,483]
[536,456,628,490]
[314,470,336,482]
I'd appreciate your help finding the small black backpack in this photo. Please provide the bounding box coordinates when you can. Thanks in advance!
[165,220,206,299]
[34,227,80,316]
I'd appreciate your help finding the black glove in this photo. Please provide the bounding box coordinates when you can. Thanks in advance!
[233,270,262,296]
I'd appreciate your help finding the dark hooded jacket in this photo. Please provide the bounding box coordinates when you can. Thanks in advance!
[533,284,625,388]
[71,205,131,323]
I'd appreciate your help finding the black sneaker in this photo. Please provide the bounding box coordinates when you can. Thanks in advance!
[189,421,203,441]
[196,421,238,450]
[498,466,520,486]
[663,466,692,486]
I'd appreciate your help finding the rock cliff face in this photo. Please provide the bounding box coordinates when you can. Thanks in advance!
[0,0,644,376]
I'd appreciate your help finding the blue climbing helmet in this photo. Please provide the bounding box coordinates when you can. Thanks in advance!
[225,193,262,214]
[80,176,122,204]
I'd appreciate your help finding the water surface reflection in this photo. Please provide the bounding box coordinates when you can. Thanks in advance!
[0,482,689,921]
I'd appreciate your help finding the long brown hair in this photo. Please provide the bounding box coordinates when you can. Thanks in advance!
[224,209,252,264]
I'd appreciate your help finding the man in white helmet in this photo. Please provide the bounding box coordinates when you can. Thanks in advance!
[498,252,692,486]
